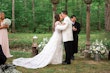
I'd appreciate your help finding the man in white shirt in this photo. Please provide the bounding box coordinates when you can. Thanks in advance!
[61,11,73,64]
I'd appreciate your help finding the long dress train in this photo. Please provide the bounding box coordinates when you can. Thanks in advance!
[13,21,63,69]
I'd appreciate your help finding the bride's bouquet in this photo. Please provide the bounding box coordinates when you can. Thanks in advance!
[2,18,11,26]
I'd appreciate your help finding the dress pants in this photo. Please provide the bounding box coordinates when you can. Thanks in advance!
[64,41,73,64]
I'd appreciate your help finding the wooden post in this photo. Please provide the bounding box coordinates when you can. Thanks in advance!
[84,0,92,50]
[86,4,91,50]
[51,0,59,32]
[84,0,92,58]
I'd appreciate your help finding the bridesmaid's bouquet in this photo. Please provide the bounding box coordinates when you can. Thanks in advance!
[2,18,11,26]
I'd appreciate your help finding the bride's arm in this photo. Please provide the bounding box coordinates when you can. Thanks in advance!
[56,22,68,30]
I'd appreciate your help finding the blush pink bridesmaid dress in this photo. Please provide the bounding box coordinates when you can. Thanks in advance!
[0,20,13,58]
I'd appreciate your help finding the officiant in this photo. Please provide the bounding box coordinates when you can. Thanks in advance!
[70,15,81,60]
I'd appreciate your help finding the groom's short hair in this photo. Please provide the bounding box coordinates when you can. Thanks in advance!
[62,10,68,15]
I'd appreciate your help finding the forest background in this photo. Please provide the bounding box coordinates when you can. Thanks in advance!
[0,0,106,33]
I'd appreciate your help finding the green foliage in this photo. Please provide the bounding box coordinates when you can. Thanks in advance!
[103,39,110,51]
[9,33,52,49]
[9,31,108,51]
[0,0,106,33]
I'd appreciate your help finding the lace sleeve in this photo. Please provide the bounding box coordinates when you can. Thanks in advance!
[56,22,68,30]
[55,21,60,27]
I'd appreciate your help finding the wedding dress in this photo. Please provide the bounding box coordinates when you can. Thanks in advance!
[13,21,63,69]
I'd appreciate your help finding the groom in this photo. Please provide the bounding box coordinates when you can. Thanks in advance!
[61,11,73,64]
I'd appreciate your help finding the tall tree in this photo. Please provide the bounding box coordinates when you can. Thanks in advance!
[105,0,110,31]
[97,0,101,30]
[12,0,15,33]
[79,0,84,27]
[32,0,36,32]
[24,0,27,25]
[79,0,83,26]
[65,0,68,11]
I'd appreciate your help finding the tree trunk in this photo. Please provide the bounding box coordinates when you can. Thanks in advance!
[105,0,110,31]
[76,0,79,10]
[65,0,68,11]
[97,0,101,30]
[24,0,27,25]
[72,0,74,12]
[52,4,57,32]
[61,0,63,10]
[79,0,83,27]
[12,0,15,33]
[32,0,36,32]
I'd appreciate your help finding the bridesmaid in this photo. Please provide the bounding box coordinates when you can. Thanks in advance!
[0,12,13,58]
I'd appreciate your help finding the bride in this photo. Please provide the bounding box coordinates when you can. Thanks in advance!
[13,14,67,69]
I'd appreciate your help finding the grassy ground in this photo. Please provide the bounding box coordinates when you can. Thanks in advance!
[7,31,110,73]
[7,51,110,73]
[9,30,109,50]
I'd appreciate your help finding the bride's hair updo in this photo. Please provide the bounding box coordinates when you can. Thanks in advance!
[52,14,60,32]
[55,14,60,22]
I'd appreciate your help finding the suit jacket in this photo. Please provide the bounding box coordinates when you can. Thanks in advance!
[72,21,80,53]
[72,21,80,35]
[56,16,73,42]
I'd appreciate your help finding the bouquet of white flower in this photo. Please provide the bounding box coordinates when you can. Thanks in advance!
[2,18,11,26]
[90,39,108,59]
[89,39,109,61]
[38,37,49,51]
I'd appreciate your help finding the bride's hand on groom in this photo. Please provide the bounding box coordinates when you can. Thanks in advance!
[62,23,65,25]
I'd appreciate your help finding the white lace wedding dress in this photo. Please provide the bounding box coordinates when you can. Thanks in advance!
[13,21,63,69]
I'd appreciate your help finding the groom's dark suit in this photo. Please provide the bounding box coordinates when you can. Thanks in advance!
[71,22,80,59]
[72,22,80,53]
